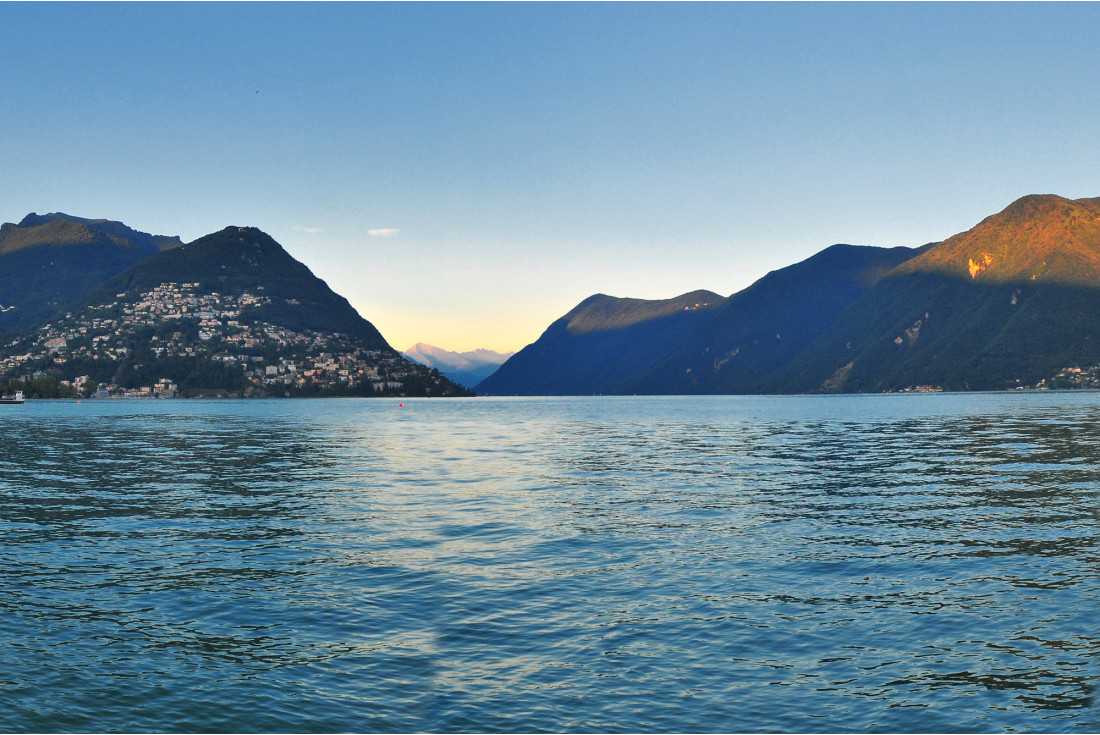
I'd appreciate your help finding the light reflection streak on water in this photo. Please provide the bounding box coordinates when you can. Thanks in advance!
[0,394,1097,732]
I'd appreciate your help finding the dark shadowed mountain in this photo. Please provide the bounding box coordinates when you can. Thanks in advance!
[16,212,183,254]
[475,290,728,395]
[90,226,390,347]
[9,194,1100,397]
[0,213,181,335]
[636,243,927,393]
[476,245,925,395]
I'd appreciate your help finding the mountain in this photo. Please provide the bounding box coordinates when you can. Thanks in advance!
[9,194,1100,398]
[0,226,470,398]
[89,226,388,346]
[475,290,728,395]
[403,343,513,388]
[485,193,1100,396]
[890,194,1100,285]
[635,243,927,393]
[767,194,1100,393]
[476,244,924,395]
[16,212,183,254]
[0,213,181,335]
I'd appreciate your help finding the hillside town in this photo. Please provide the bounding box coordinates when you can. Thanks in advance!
[1040,365,1100,390]
[0,282,454,397]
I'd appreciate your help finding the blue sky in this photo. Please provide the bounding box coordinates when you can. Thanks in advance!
[4,2,1100,353]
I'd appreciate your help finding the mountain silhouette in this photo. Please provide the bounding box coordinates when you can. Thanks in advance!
[2,224,469,398]
[477,246,922,395]
[476,290,728,394]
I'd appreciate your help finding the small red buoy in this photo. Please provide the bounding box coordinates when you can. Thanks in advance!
[399,402,403,407]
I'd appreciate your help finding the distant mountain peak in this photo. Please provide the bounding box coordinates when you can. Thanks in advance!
[404,343,513,368]
[403,343,513,390]
[0,218,129,256]
[999,192,1099,216]
[564,289,726,335]
[11,212,183,254]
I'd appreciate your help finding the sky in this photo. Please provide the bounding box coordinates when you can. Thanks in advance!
[4,2,1100,354]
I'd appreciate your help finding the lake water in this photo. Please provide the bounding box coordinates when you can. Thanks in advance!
[1,393,1097,732]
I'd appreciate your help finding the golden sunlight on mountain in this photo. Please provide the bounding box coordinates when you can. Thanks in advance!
[967,252,993,278]
[897,195,1100,285]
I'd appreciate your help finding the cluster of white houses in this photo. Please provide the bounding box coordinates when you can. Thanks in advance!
[2,282,423,396]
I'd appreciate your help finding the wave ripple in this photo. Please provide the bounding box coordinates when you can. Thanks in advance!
[1,394,1098,732]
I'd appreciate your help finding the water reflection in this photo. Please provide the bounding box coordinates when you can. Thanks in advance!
[539,397,1099,728]
[0,396,1098,731]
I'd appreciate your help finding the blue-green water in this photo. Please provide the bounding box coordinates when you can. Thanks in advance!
[1,394,1097,732]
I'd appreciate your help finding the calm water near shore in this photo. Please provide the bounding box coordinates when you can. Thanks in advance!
[1,393,1098,732]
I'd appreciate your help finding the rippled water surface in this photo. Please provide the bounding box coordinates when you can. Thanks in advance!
[1,394,1098,732]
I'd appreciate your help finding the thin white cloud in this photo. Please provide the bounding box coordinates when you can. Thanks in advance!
[368,228,401,237]
[294,226,324,234]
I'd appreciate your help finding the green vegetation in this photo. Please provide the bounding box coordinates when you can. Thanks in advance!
[0,214,179,338]
[563,290,726,335]
[14,195,1100,398]
[761,274,1100,393]
[0,375,78,399]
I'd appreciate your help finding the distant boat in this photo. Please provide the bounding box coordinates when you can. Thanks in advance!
[0,391,25,404]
